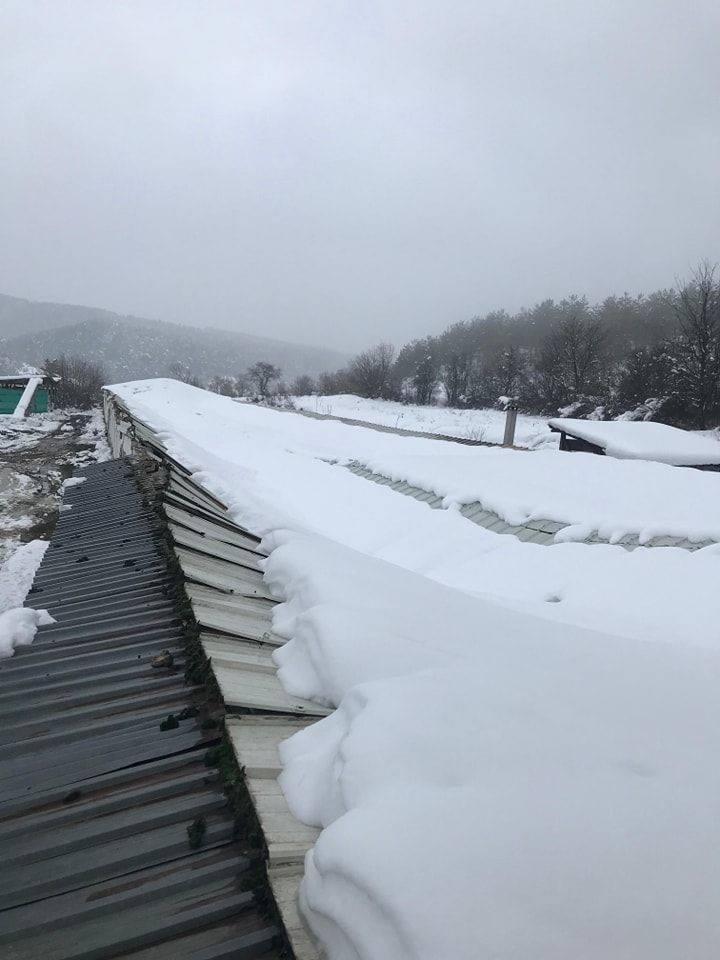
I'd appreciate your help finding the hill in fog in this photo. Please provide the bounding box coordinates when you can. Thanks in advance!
[0,294,347,383]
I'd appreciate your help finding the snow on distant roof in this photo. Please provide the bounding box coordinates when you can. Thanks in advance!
[0,364,44,380]
[548,417,720,466]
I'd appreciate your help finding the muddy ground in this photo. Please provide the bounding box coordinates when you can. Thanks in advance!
[0,410,109,565]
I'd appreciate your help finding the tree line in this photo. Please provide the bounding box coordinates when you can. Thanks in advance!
[310,261,720,429]
[173,360,314,399]
[51,259,718,428]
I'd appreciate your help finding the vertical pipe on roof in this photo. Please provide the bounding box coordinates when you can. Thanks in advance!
[502,405,518,447]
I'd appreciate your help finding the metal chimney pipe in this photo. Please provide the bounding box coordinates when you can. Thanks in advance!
[502,404,518,447]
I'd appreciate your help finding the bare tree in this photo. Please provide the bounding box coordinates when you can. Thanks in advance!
[348,342,396,398]
[413,353,436,404]
[207,375,237,397]
[289,374,316,396]
[169,361,201,387]
[538,316,607,403]
[441,352,472,406]
[246,361,281,397]
[317,370,352,394]
[43,354,106,408]
[496,346,523,397]
[673,261,720,428]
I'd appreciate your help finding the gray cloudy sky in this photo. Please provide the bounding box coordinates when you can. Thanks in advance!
[1,1,719,351]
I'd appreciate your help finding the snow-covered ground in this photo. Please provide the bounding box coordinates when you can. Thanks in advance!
[0,411,59,455]
[108,380,720,958]
[293,393,555,448]
[0,408,109,563]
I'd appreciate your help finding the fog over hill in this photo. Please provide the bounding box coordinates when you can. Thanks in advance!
[0,293,131,339]
[0,294,347,383]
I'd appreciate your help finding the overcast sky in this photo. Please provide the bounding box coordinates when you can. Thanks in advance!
[1,1,719,351]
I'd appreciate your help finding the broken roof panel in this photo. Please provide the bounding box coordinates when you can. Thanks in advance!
[0,458,284,960]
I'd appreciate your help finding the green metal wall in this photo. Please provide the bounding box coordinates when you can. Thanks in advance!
[33,387,49,412]
[0,386,49,414]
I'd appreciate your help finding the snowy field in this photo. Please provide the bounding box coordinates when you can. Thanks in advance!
[109,379,720,959]
[293,393,555,447]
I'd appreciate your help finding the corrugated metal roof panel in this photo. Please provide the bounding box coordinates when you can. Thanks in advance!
[345,461,711,550]
[177,548,270,598]
[168,472,229,513]
[100,392,326,960]
[192,603,271,641]
[0,458,284,960]
[170,523,264,570]
[165,502,266,554]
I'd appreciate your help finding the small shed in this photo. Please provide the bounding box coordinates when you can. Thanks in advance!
[548,417,720,470]
[0,375,51,415]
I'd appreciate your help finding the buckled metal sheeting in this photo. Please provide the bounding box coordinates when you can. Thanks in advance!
[344,461,711,550]
[0,459,283,960]
[103,391,325,960]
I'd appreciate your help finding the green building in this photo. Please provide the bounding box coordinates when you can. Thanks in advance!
[0,376,51,415]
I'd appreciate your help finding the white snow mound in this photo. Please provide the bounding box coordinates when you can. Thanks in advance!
[269,532,720,960]
[0,607,55,659]
[102,380,720,958]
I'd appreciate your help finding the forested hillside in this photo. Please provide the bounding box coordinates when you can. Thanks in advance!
[315,264,720,428]
[0,297,347,383]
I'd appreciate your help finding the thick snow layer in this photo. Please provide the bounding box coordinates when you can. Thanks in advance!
[0,607,54,658]
[294,393,554,448]
[268,533,720,959]
[549,416,720,465]
[111,379,720,544]
[106,381,720,649]
[107,379,720,957]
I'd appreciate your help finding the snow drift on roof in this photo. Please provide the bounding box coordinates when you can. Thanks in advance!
[108,380,720,545]
[105,379,720,958]
[549,417,720,465]
[268,531,720,960]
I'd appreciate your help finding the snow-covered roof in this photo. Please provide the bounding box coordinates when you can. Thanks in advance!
[104,379,720,546]
[548,417,720,466]
[104,380,720,959]
[0,373,56,384]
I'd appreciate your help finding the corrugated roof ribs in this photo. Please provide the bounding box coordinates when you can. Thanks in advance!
[100,393,325,960]
[0,458,285,960]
